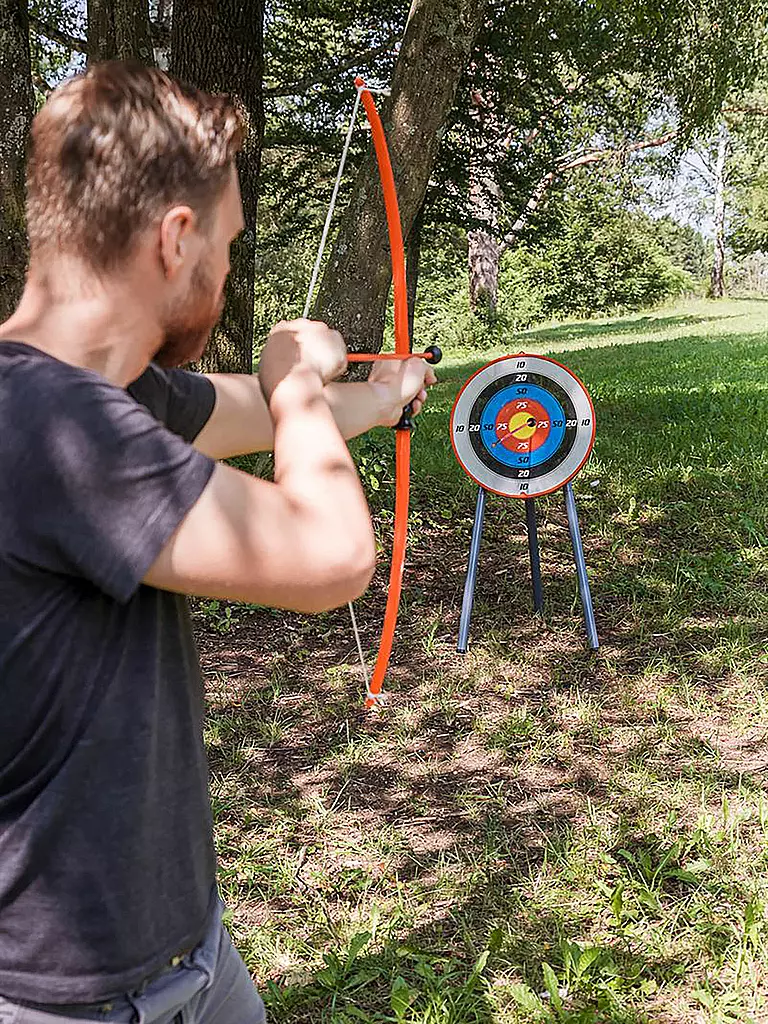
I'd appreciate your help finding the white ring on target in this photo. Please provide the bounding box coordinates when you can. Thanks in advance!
[450,354,596,498]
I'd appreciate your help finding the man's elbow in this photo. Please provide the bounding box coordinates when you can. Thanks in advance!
[342,539,377,602]
[295,535,376,614]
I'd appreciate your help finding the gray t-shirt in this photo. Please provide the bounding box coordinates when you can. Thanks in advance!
[0,343,218,1003]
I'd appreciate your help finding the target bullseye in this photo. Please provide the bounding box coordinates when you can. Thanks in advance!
[450,355,596,498]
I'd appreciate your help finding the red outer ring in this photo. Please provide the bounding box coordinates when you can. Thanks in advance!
[449,353,597,499]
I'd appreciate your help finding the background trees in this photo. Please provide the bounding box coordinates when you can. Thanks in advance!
[0,0,35,321]
[170,0,264,373]
[1,0,767,367]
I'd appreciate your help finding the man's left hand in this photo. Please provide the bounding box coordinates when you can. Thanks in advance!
[367,356,438,428]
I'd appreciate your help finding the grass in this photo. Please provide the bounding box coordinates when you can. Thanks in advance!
[196,297,768,1022]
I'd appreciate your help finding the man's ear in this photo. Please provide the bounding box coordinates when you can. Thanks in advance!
[159,206,197,279]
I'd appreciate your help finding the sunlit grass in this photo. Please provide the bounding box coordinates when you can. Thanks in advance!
[200,298,768,1023]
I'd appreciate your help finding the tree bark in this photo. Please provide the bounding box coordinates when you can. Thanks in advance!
[0,0,34,322]
[710,123,728,299]
[467,88,501,314]
[314,0,489,353]
[406,201,424,342]
[468,227,501,313]
[170,0,265,374]
[87,0,155,65]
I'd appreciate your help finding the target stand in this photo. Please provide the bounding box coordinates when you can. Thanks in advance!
[451,354,599,652]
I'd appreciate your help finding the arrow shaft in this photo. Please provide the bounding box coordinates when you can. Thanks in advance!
[347,351,433,363]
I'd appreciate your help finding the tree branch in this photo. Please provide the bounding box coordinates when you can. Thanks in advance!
[553,130,678,175]
[29,14,170,57]
[724,104,768,118]
[264,32,400,98]
[29,14,90,55]
[498,129,678,257]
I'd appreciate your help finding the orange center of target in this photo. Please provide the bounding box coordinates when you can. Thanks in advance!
[494,399,551,453]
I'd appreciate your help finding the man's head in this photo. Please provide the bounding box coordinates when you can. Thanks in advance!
[26,61,245,367]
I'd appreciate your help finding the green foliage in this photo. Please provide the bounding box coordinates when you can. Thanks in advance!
[507,213,693,322]
[197,599,240,634]
[29,0,85,95]
[349,431,394,496]
[596,0,768,130]
[652,216,708,278]
[725,87,768,256]
[265,929,497,1024]
[509,941,630,1022]
[254,0,766,349]
[414,173,700,349]
[436,0,767,236]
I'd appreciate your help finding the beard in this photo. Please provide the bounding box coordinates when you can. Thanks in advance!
[155,257,225,369]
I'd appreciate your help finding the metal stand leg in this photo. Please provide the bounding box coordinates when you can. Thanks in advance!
[564,482,599,650]
[524,497,544,613]
[457,486,487,653]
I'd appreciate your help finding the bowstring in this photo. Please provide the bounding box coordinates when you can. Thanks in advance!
[301,84,370,691]
[302,87,363,320]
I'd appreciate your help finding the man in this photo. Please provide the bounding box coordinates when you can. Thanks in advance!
[0,62,435,1023]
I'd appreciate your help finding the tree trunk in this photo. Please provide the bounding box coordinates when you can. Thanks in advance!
[152,0,172,67]
[314,0,489,353]
[406,201,424,342]
[171,0,264,374]
[0,0,34,322]
[710,123,728,299]
[467,93,501,315]
[87,0,154,64]
[468,227,500,314]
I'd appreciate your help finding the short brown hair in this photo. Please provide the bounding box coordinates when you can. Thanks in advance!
[26,61,244,271]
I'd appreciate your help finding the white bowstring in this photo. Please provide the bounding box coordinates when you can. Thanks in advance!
[302,86,363,319]
[347,599,370,691]
[301,84,370,691]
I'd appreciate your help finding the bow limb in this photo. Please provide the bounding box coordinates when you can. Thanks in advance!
[355,79,410,361]
[354,78,411,708]
[364,429,410,707]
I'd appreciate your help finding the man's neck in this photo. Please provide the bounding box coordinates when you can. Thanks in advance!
[0,260,161,387]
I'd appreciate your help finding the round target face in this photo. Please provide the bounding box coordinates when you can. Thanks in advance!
[450,355,596,498]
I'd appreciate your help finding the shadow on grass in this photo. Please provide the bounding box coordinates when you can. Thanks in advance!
[197,327,768,1022]
[520,312,733,346]
[262,897,684,1023]
[201,580,768,1022]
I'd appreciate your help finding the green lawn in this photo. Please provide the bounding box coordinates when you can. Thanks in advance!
[198,297,768,1023]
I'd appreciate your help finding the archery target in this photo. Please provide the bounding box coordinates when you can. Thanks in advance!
[450,355,596,498]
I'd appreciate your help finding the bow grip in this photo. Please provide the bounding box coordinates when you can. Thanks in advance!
[396,402,414,431]
[394,344,442,430]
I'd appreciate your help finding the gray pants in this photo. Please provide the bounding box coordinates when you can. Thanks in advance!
[0,903,265,1024]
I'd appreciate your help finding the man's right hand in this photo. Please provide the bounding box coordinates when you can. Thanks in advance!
[258,319,348,403]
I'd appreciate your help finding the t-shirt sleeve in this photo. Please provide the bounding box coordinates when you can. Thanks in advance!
[12,366,215,604]
[127,364,216,442]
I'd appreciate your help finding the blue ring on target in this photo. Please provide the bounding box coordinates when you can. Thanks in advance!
[479,384,566,469]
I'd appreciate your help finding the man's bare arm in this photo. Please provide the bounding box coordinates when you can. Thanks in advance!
[194,337,436,460]
[144,330,376,612]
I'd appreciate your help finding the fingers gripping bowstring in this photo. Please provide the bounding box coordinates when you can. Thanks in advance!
[302,83,387,693]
